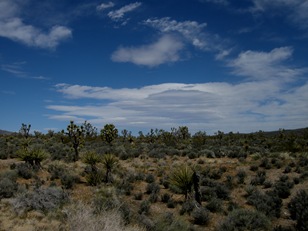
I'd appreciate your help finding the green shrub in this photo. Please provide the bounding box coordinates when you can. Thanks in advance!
[247,190,282,218]
[260,158,271,169]
[93,187,120,213]
[119,202,133,225]
[214,183,230,200]
[179,200,195,215]
[0,178,18,199]
[191,207,210,225]
[250,165,259,172]
[149,192,159,203]
[116,180,133,195]
[60,173,79,189]
[272,226,294,231]
[146,182,160,195]
[48,162,67,180]
[138,200,151,215]
[206,197,223,213]
[167,198,176,208]
[161,193,171,203]
[217,209,270,231]
[47,143,71,160]
[250,171,266,186]
[288,190,308,231]
[273,176,293,199]
[236,169,247,184]
[16,163,33,179]
[145,173,155,183]
[85,169,105,186]
[154,212,191,231]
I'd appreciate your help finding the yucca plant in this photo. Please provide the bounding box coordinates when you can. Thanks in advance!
[82,151,101,172]
[169,165,194,200]
[18,147,48,168]
[102,154,118,183]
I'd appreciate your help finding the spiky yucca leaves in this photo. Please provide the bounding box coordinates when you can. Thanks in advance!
[169,165,194,200]
[82,151,101,172]
[102,154,118,183]
[17,148,48,168]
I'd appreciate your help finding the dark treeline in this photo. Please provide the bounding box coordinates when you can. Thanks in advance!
[1,121,307,161]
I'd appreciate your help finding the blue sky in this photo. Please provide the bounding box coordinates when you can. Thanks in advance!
[1,0,308,135]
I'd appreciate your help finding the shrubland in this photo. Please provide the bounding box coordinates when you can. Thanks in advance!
[0,123,308,230]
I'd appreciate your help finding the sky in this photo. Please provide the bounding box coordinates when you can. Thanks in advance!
[0,0,308,135]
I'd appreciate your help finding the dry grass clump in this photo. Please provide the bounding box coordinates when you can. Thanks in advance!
[65,202,144,231]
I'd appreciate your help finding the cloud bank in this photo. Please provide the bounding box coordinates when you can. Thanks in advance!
[47,46,308,134]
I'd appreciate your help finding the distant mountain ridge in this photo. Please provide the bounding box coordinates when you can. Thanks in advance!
[0,129,13,135]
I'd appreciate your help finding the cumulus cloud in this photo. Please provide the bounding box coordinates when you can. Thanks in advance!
[96,2,115,11]
[108,2,141,21]
[0,0,72,49]
[111,34,184,67]
[228,47,304,81]
[47,77,308,134]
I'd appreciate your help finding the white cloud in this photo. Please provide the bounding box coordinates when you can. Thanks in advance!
[111,34,184,67]
[144,17,209,50]
[96,2,115,11]
[215,49,232,60]
[47,78,308,134]
[0,0,72,49]
[108,2,141,21]
[251,0,308,29]
[228,47,304,81]
[48,45,308,134]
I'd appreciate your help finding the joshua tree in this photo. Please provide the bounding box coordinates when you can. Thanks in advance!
[100,124,118,145]
[83,121,97,139]
[19,123,31,139]
[193,171,201,205]
[63,121,85,162]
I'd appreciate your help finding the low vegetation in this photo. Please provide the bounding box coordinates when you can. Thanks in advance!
[0,122,307,230]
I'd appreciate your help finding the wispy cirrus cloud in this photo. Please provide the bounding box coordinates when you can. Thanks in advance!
[96,2,115,11]
[1,61,50,80]
[1,61,27,77]
[111,34,184,67]
[107,2,141,21]
[250,0,308,29]
[144,17,208,50]
[0,0,72,49]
